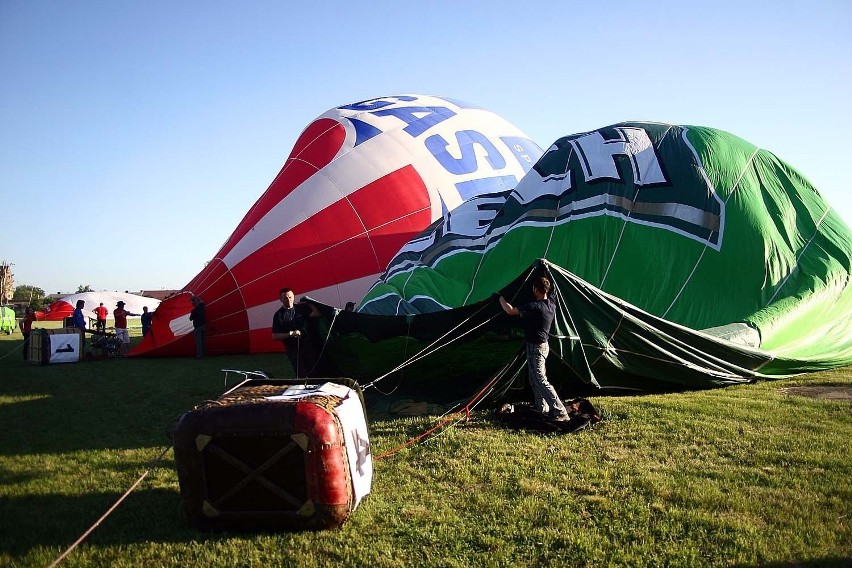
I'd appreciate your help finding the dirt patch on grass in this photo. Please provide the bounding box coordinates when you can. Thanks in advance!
[780,385,852,402]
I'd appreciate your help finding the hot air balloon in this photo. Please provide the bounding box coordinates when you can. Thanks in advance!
[302,122,851,401]
[37,292,160,324]
[133,95,543,357]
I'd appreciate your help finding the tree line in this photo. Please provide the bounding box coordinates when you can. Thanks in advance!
[11,284,94,309]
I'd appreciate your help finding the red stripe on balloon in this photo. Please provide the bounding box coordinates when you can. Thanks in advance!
[250,328,281,353]
[184,260,231,305]
[205,319,250,355]
[214,118,346,259]
[132,163,430,358]
[231,165,431,308]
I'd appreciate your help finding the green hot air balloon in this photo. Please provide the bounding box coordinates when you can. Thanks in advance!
[303,122,851,400]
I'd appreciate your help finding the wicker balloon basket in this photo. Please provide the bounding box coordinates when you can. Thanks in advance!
[173,378,372,531]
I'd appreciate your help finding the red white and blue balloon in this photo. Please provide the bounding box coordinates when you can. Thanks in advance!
[134,94,543,356]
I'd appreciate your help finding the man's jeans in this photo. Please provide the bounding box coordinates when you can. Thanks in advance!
[194,325,205,358]
[525,341,567,418]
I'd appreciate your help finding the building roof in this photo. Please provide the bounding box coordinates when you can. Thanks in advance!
[137,290,181,301]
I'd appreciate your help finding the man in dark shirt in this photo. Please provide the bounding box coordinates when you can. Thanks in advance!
[189,296,206,359]
[497,275,568,421]
[271,287,319,378]
[140,306,153,336]
[21,307,36,360]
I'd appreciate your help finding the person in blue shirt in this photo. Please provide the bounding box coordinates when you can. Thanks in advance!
[497,275,569,421]
[72,300,87,331]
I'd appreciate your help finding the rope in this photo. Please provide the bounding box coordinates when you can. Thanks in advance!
[360,301,499,392]
[47,445,171,568]
[374,350,524,460]
[0,337,25,360]
[372,315,413,396]
[46,368,271,566]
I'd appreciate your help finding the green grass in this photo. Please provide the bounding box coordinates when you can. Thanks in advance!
[0,325,850,567]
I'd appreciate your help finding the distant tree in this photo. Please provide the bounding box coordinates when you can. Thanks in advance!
[13,285,46,309]
[77,285,93,293]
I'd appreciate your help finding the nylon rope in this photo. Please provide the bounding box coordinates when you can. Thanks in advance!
[661,143,760,318]
[374,349,525,460]
[219,371,267,392]
[46,367,279,567]
[0,338,24,360]
[462,240,490,307]
[460,183,526,307]
[360,301,500,392]
[47,445,172,568]
[372,314,413,396]
[547,266,598,371]
[420,353,526,447]
[591,303,626,369]
[363,261,540,393]
[573,273,767,377]
[578,338,761,377]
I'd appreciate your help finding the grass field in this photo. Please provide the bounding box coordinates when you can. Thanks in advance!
[0,324,850,567]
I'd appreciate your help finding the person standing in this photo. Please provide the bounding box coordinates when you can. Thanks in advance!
[497,275,569,421]
[140,306,153,337]
[113,301,139,356]
[189,296,206,358]
[271,287,319,378]
[72,300,87,332]
[92,302,109,332]
[21,306,36,360]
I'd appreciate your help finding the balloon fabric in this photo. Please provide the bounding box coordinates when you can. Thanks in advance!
[133,95,542,357]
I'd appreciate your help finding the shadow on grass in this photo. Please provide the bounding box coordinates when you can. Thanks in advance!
[0,487,209,555]
[0,352,291,456]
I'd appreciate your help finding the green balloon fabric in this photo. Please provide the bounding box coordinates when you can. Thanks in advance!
[360,122,852,372]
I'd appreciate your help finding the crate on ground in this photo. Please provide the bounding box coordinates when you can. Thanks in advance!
[27,328,85,365]
[173,377,372,531]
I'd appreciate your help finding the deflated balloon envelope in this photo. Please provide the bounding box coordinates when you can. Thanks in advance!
[133,95,543,357]
[360,122,852,370]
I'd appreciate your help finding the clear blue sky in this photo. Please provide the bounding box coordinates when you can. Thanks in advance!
[2,1,850,294]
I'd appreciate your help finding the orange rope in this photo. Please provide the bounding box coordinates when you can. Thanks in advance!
[375,367,506,461]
